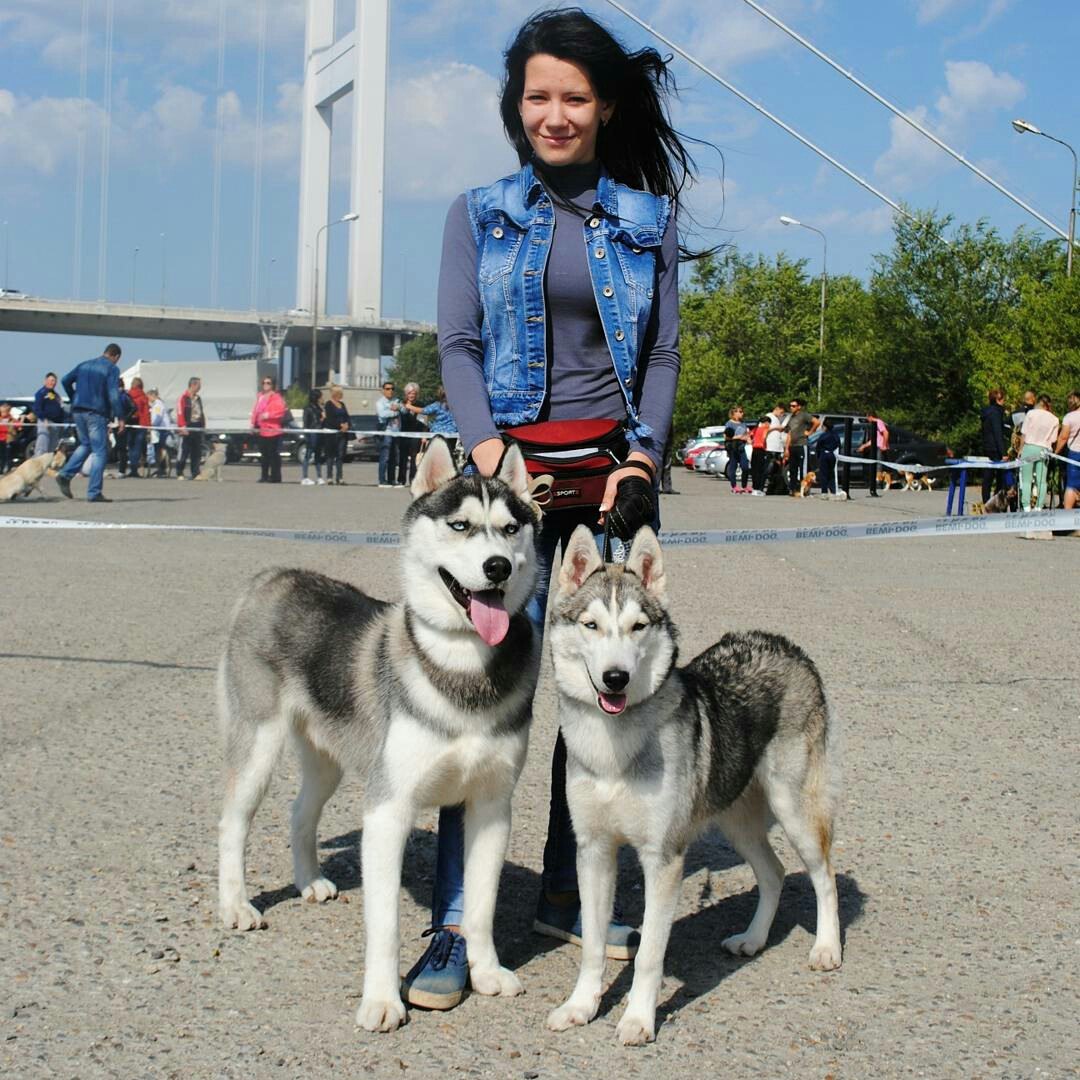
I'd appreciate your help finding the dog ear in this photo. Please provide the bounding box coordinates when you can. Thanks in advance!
[558,524,604,594]
[411,437,457,497]
[626,527,666,599]
[496,443,530,499]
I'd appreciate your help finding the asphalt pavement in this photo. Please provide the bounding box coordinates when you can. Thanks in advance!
[2,461,1077,1079]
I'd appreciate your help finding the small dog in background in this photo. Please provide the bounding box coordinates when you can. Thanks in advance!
[194,444,227,482]
[875,468,897,491]
[972,487,1017,515]
[797,470,817,497]
[0,447,67,501]
[900,471,935,492]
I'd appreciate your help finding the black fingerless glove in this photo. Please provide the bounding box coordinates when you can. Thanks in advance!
[607,474,656,540]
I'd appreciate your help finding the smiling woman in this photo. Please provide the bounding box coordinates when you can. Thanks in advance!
[405,5,719,1014]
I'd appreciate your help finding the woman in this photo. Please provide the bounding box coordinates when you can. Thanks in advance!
[249,376,288,483]
[404,384,459,458]
[404,8,702,1009]
[301,388,325,486]
[1055,390,1080,515]
[723,405,750,493]
[0,402,16,473]
[1018,394,1059,511]
[321,385,351,485]
[395,382,423,485]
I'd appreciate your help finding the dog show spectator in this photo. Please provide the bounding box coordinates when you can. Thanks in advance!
[176,376,206,480]
[322,385,350,486]
[395,382,423,486]
[1054,390,1080,515]
[749,413,770,495]
[376,380,402,488]
[0,402,17,474]
[147,389,171,477]
[784,398,819,494]
[124,376,151,478]
[723,405,751,493]
[301,388,325,486]
[33,372,66,456]
[816,417,842,498]
[980,388,1011,503]
[764,402,788,494]
[1018,394,1059,511]
[250,376,288,484]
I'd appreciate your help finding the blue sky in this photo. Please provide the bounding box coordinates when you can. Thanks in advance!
[1,0,1077,394]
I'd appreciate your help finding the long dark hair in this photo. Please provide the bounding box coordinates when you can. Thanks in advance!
[499,8,711,216]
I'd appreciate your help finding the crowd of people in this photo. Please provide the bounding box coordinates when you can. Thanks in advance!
[1,347,465,501]
[981,387,1080,512]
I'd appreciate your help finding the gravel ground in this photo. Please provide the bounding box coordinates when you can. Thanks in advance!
[2,463,1077,1080]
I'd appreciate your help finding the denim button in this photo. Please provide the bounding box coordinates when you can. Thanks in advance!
[602,286,614,298]
[594,247,605,259]
[492,227,504,239]
[632,247,642,254]
[624,377,633,386]
[614,329,625,341]
[589,216,600,228]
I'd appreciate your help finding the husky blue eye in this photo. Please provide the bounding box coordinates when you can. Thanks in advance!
[449,521,467,532]
[583,620,598,630]
[505,523,519,535]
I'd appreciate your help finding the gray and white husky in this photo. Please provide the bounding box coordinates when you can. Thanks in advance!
[217,439,540,1032]
[546,526,842,1045]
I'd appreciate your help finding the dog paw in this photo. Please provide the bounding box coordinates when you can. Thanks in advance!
[469,965,523,998]
[547,995,600,1031]
[356,995,408,1033]
[300,877,338,904]
[808,940,842,971]
[616,1012,656,1046]
[219,899,267,931]
[721,931,765,957]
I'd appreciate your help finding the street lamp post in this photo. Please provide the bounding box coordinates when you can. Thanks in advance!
[780,215,828,404]
[1012,118,1077,277]
[131,246,140,304]
[311,211,360,388]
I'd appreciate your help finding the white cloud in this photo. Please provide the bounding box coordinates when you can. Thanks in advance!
[385,62,517,200]
[0,88,102,175]
[874,60,1025,190]
[915,0,973,24]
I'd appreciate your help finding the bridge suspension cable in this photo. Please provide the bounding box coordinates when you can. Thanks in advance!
[736,0,1066,239]
[250,0,267,311]
[96,0,115,301]
[210,0,227,306]
[72,0,90,299]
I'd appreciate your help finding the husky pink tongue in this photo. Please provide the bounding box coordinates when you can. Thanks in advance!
[468,589,509,645]
[598,692,627,715]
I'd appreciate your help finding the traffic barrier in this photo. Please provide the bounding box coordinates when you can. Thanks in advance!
[2,509,1077,547]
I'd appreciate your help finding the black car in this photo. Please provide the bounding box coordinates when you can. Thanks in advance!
[807,415,948,484]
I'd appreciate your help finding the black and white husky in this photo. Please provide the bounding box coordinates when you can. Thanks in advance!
[217,439,540,1032]
[546,526,842,1045]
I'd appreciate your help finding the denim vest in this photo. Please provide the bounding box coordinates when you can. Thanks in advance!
[465,161,670,442]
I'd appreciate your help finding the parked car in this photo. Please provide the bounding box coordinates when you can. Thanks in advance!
[344,414,382,462]
[807,415,948,484]
[699,446,728,475]
[683,440,722,470]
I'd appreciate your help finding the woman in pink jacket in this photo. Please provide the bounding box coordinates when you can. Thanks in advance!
[250,376,288,483]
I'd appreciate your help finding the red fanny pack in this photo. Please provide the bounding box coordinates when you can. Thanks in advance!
[503,418,628,511]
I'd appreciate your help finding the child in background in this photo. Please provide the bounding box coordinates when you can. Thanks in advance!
[750,415,770,495]
[816,418,841,498]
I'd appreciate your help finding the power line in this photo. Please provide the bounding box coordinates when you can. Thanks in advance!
[736,0,1066,239]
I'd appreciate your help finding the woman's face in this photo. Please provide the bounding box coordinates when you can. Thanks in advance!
[519,54,612,168]
[405,387,417,401]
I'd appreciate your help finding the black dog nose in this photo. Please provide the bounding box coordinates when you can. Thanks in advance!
[602,669,629,692]
[483,556,512,584]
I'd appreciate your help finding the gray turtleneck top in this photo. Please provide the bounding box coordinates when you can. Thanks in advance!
[438,161,680,467]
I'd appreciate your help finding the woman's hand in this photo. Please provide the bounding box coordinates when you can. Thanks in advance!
[599,454,655,516]
[471,437,506,477]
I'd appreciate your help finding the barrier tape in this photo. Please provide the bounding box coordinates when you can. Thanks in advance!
[834,450,1078,473]
[3,509,1077,547]
[33,422,446,440]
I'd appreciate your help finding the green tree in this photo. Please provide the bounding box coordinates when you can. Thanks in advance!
[386,333,440,401]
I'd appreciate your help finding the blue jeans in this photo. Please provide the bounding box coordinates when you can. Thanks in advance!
[302,435,322,480]
[127,429,147,474]
[725,444,749,489]
[378,432,393,484]
[431,502,656,926]
[61,410,108,499]
[33,420,61,457]
[818,451,837,494]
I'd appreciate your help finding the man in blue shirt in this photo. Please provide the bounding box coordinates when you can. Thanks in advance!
[32,372,67,455]
[56,343,125,503]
